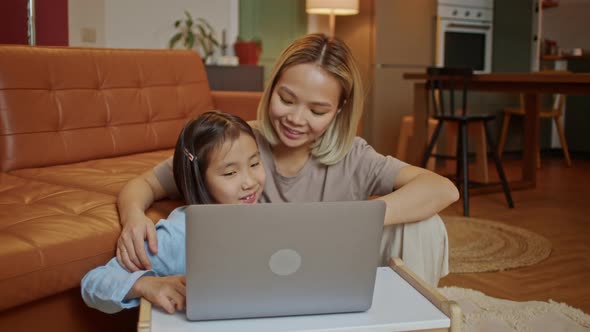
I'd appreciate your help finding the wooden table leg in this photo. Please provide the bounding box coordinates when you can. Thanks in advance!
[408,82,429,165]
[522,93,540,187]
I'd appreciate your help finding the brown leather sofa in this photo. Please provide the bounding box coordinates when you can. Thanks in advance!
[0,45,262,331]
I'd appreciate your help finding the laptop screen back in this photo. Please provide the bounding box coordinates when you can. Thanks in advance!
[185,200,385,321]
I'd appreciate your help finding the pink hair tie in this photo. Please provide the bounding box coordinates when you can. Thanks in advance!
[183,148,196,162]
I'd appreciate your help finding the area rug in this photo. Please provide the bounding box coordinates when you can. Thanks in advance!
[439,286,590,332]
[443,216,552,273]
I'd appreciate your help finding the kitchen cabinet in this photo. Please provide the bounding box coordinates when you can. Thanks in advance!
[538,0,590,152]
[337,0,436,157]
[369,0,437,157]
[564,59,590,153]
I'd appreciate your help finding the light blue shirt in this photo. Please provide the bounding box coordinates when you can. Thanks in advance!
[81,207,187,313]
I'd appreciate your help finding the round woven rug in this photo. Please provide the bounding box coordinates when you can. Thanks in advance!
[443,216,552,273]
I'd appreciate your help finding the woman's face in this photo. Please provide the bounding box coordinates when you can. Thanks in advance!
[204,133,266,204]
[268,63,342,149]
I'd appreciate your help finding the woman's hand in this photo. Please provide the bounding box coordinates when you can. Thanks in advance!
[116,210,158,272]
[130,275,186,314]
[116,169,168,272]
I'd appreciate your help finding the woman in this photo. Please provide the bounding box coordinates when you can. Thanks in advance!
[116,34,458,286]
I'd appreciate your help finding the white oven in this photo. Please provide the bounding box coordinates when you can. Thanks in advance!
[436,0,494,73]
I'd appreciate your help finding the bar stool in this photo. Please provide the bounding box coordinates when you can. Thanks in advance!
[421,67,514,216]
[397,116,491,182]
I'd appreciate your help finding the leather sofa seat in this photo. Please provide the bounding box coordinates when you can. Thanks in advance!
[10,150,173,196]
[0,173,118,310]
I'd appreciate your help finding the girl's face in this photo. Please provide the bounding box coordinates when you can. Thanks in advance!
[269,63,342,149]
[204,133,266,204]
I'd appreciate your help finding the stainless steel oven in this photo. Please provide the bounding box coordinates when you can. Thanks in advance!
[436,0,494,73]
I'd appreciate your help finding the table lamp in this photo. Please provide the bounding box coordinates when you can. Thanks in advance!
[306,0,359,37]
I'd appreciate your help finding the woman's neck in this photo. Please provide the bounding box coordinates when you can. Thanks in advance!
[272,143,311,177]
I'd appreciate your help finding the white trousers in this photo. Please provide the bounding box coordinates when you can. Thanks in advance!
[380,214,449,287]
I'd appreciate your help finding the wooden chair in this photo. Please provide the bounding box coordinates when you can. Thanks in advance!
[421,67,514,216]
[498,91,572,168]
[397,115,439,170]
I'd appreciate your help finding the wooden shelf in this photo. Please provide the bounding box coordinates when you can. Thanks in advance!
[205,65,264,92]
[541,54,590,61]
[542,0,559,9]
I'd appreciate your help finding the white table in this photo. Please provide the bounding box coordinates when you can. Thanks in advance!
[138,259,461,332]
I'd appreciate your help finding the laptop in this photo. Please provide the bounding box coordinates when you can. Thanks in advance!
[185,200,386,321]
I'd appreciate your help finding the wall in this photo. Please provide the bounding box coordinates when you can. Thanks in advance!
[1,0,68,46]
[68,0,105,47]
[0,0,28,44]
[543,0,590,51]
[68,0,237,56]
[239,0,307,83]
[36,0,68,45]
[104,0,237,55]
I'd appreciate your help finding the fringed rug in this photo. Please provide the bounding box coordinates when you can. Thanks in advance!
[439,286,590,332]
[443,216,552,273]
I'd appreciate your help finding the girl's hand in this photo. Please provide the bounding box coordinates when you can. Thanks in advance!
[116,210,158,272]
[131,275,186,314]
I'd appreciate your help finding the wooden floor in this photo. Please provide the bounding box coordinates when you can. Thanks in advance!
[438,156,590,314]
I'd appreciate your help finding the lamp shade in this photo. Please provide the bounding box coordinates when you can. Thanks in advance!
[306,0,359,15]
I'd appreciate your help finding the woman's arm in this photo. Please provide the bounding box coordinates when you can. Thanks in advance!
[117,169,168,271]
[376,165,459,226]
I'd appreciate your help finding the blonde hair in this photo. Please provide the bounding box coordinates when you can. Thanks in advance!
[256,33,364,165]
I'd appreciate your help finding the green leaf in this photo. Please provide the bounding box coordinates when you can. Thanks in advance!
[174,20,181,28]
[184,10,192,20]
[186,31,195,50]
[197,18,214,32]
[196,25,207,38]
[208,34,220,47]
[169,32,182,49]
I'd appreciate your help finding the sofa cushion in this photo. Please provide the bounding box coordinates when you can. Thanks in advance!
[0,173,120,310]
[0,46,214,172]
[10,150,173,196]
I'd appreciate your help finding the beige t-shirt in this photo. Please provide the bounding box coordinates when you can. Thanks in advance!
[154,130,408,202]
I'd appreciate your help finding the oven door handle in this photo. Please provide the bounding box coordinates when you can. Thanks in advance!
[447,23,491,30]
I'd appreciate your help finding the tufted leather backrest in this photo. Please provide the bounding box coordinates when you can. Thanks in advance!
[0,46,214,172]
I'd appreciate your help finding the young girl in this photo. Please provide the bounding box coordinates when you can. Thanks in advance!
[116,34,459,286]
[81,111,265,314]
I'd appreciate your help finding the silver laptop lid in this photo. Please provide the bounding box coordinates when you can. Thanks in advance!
[185,200,385,321]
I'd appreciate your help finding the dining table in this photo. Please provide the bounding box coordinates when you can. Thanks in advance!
[403,72,590,192]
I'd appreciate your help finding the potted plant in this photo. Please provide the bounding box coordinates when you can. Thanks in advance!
[169,11,219,64]
[234,37,262,65]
